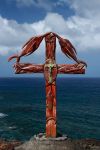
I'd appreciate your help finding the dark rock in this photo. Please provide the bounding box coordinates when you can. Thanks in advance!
[0,140,22,150]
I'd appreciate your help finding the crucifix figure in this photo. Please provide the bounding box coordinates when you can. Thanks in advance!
[8,32,87,138]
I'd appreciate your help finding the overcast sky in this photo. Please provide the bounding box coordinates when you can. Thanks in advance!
[0,0,100,77]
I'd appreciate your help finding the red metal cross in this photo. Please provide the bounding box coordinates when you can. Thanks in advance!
[8,32,86,138]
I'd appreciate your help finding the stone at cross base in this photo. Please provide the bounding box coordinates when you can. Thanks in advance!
[8,32,87,150]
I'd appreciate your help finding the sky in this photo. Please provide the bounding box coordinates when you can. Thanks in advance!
[0,0,100,77]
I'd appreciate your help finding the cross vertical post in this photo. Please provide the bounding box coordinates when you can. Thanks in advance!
[44,33,57,137]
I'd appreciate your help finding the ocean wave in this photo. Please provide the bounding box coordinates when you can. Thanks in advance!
[0,113,8,118]
[8,126,17,130]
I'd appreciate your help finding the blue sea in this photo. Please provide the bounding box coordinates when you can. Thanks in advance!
[0,77,100,141]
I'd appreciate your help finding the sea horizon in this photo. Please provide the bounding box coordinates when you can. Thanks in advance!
[0,76,100,79]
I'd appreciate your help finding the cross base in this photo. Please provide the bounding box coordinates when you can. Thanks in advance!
[15,133,70,150]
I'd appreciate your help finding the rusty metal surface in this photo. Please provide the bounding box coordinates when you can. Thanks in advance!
[8,32,87,138]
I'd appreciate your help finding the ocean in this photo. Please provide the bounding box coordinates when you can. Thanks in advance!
[0,77,100,141]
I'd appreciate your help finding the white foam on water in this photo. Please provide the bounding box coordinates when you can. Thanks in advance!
[8,126,17,130]
[0,113,8,118]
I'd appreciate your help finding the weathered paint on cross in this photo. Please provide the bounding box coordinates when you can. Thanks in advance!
[8,32,86,138]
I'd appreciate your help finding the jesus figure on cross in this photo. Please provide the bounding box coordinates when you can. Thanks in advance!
[8,32,87,138]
